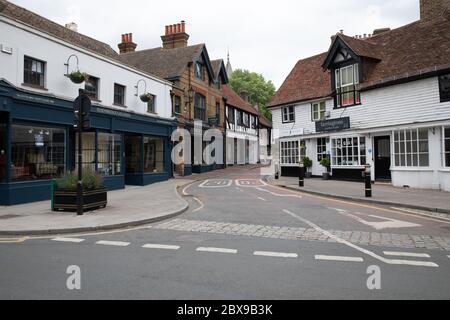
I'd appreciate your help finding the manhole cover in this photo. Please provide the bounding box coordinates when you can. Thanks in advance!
[0,214,21,220]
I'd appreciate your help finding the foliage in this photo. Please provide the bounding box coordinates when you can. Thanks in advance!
[229,69,276,120]
[303,156,313,169]
[56,170,104,191]
[320,156,331,168]
[140,93,152,102]
[68,70,86,84]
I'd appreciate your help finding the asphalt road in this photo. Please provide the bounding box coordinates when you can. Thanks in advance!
[1,166,450,300]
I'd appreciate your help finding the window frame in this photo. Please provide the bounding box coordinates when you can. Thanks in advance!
[194,93,206,121]
[282,106,295,123]
[146,94,157,114]
[331,136,366,167]
[174,95,182,115]
[334,63,361,108]
[317,137,327,162]
[113,83,126,107]
[439,74,450,103]
[23,56,46,89]
[311,101,326,122]
[393,128,429,168]
[443,126,450,167]
[85,75,100,100]
[195,61,205,81]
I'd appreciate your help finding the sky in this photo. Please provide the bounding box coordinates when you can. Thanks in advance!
[9,0,420,89]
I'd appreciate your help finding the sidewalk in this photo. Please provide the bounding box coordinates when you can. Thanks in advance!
[270,176,450,215]
[0,179,191,236]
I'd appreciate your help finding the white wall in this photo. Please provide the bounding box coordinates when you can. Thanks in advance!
[0,17,173,119]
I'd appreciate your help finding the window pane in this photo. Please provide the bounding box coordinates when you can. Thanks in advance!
[125,136,142,173]
[418,129,428,140]
[143,137,164,173]
[75,132,96,173]
[419,154,429,167]
[98,133,122,176]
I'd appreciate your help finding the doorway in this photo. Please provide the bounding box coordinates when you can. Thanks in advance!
[374,136,391,180]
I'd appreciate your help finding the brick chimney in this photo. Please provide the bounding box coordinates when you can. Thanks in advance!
[161,21,189,49]
[420,0,450,21]
[118,33,137,54]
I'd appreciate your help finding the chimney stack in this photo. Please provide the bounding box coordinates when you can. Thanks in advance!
[161,20,189,49]
[118,33,137,54]
[420,0,450,21]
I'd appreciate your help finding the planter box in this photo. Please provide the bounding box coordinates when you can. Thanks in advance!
[53,188,107,212]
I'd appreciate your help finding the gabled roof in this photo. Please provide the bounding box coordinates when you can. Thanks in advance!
[210,59,229,84]
[0,0,118,60]
[267,53,331,108]
[222,85,259,116]
[259,114,272,128]
[269,14,450,108]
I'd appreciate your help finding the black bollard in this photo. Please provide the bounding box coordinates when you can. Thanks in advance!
[365,164,372,197]
[299,162,304,187]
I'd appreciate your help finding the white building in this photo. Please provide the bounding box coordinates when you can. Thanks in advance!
[268,0,450,191]
[0,0,175,205]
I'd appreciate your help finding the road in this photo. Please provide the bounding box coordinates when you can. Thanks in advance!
[1,166,450,299]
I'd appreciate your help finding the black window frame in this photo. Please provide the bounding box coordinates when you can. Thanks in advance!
[85,75,100,100]
[194,93,206,121]
[228,107,235,124]
[23,56,46,88]
[113,83,126,107]
[439,74,450,103]
[282,106,295,123]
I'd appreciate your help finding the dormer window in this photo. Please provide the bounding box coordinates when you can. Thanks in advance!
[195,62,204,81]
[335,64,360,108]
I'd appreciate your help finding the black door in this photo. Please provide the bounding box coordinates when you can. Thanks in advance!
[374,136,391,180]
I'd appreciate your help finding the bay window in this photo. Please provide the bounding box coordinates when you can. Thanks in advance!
[393,128,429,167]
[331,137,366,166]
[335,64,360,107]
[11,124,65,181]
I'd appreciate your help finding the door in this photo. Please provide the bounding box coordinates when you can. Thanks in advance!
[374,136,391,180]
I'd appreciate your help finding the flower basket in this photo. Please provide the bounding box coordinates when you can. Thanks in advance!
[68,71,87,84]
[140,93,153,102]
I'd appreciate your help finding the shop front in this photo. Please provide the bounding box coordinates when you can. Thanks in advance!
[0,81,175,205]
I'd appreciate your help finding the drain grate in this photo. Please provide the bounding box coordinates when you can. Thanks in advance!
[0,214,21,220]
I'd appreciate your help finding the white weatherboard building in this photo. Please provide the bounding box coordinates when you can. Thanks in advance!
[268,0,450,191]
[0,0,175,205]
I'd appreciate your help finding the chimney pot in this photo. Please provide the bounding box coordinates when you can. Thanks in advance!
[165,25,169,35]
[181,20,186,32]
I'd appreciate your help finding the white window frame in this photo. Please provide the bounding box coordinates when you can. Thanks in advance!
[331,136,366,167]
[335,64,360,107]
[393,128,429,168]
[282,106,295,123]
[442,126,450,167]
[317,137,327,162]
[311,101,326,122]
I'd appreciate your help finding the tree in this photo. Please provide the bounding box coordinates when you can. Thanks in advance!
[229,69,275,120]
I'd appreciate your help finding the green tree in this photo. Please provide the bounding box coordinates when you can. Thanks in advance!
[229,69,275,120]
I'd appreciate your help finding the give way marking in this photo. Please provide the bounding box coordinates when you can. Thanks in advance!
[329,208,421,230]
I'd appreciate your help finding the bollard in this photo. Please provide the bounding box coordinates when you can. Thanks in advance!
[364,164,372,197]
[275,163,280,180]
[299,160,304,187]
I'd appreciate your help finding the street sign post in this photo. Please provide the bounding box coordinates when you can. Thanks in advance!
[73,89,91,215]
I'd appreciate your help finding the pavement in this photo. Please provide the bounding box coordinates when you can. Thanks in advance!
[269,176,450,216]
[1,166,450,299]
[0,179,191,236]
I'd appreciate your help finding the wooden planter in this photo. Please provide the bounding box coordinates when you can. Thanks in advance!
[53,188,107,212]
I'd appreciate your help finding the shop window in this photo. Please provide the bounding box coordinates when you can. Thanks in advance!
[194,93,206,121]
[125,136,142,174]
[280,140,299,165]
[0,123,6,182]
[439,74,450,103]
[282,106,295,123]
[85,75,99,100]
[335,64,360,107]
[331,137,366,166]
[114,84,126,106]
[98,133,122,176]
[23,56,45,88]
[312,101,326,121]
[11,124,65,181]
[394,128,429,167]
[144,137,165,173]
[317,137,327,162]
[445,128,450,167]
[75,132,96,173]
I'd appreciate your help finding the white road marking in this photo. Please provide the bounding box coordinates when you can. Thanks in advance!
[329,208,421,230]
[192,197,204,213]
[142,244,180,250]
[257,197,267,202]
[256,187,302,198]
[199,179,233,188]
[196,247,237,254]
[315,255,364,262]
[235,179,268,188]
[383,251,431,258]
[95,240,130,247]
[282,209,438,268]
[254,251,298,258]
[51,237,85,243]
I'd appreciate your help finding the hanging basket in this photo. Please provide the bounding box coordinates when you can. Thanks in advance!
[140,93,153,102]
[68,70,87,84]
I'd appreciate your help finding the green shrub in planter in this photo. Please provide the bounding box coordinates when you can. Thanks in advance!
[303,156,313,178]
[320,156,331,169]
[68,71,87,84]
[56,170,104,191]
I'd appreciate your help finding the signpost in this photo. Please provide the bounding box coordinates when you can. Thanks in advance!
[73,89,91,216]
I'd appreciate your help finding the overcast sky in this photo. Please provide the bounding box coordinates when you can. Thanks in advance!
[10,0,419,88]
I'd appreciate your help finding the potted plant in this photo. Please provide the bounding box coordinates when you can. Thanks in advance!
[303,156,313,178]
[53,171,107,212]
[67,70,87,84]
[320,156,331,180]
[140,93,153,102]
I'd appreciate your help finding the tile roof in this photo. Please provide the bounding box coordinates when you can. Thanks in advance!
[211,59,223,78]
[267,53,331,108]
[222,85,259,116]
[119,44,205,80]
[0,0,119,60]
[268,14,450,108]
[259,114,272,128]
